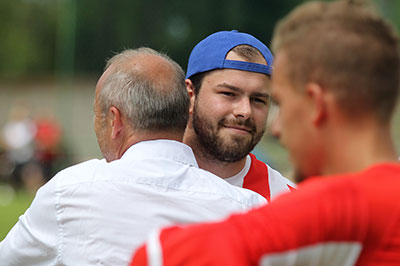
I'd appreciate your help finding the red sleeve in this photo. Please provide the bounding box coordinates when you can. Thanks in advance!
[130,246,148,266]
[236,177,368,260]
[131,177,369,266]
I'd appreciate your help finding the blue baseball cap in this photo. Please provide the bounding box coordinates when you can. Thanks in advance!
[185,30,273,79]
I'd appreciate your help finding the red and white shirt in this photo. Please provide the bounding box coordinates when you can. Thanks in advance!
[131,163,400,266]
[225,153,295,202]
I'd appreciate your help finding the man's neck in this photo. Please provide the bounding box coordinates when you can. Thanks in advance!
[196,155,247,179]
[322,121,398,176]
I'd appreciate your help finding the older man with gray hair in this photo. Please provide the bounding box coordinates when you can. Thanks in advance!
[0,47,265,266]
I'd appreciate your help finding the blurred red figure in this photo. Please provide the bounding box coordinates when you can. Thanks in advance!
[34,115,62,181]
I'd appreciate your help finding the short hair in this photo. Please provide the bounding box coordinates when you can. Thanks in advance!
[190,44,267,95]
[271,0,400,123]
[98,47,189,132]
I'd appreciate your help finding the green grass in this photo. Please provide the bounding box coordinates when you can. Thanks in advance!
[0,186,34,241]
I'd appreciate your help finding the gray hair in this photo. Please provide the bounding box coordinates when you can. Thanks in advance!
[98,47,189,131]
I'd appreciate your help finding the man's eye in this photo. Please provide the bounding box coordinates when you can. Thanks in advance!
[220,91,235,97]
[252,98,266,104]
[252,97,271,105]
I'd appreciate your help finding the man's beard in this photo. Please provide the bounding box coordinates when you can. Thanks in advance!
[192,102,265,163]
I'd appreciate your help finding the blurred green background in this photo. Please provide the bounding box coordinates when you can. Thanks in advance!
[1,0,400,240]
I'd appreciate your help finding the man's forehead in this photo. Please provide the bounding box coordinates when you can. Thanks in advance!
[206,67,270,81]
[270,54,287,96]
[95,66,113,96]
[225,50,268,66]
[98,66,113,86]
[201,68,271,97]
[271,52,289,82]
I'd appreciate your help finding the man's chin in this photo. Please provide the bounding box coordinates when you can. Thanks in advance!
[214,152,248,163]
[220,139,250,152]
[293,171,307,183]
[215,143,252,163]
[219,131,252,143]
[293,169,317,183]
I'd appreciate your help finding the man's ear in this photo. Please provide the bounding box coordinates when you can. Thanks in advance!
[306,82,327,127]
[185,79,196,114]
[109,106,123,139]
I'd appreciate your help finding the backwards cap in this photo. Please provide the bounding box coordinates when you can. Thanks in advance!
[185,30,273,79]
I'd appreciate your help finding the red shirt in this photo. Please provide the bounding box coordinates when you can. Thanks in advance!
[131,163,400,266]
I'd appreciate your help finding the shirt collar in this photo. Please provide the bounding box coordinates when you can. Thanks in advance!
[121,139,198,167]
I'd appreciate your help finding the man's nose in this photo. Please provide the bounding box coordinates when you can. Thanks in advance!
[233,98,252,119]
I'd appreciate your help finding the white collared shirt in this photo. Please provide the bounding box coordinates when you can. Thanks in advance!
[0,140,266,266]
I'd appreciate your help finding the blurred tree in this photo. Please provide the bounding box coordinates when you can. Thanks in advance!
[55,0,76,77]
[0,0,398,79]
[374,0,400,32]
[73,0,301,73]
[0,0,57,78]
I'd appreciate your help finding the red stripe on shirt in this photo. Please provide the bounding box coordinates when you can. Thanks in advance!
[242,153,271,202]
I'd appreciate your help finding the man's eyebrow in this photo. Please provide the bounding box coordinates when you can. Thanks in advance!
[269,91,279,104]
[216,83,241,92]
[216,83,270,98]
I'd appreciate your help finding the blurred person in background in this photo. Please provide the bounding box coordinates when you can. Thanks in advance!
[1,104,37,189]
[0,47,266,266]
[131,0,400,265]
[183,30,295,202]
[33,110,63,182]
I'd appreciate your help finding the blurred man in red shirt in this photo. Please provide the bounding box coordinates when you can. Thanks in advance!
[131,0,400,265]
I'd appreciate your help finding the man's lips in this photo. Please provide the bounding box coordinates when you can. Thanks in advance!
[223,125,252,133]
